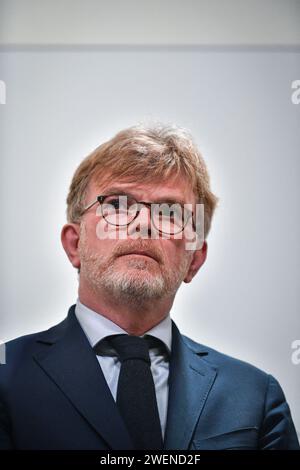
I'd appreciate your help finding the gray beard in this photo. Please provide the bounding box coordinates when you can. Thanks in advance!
[98,257,166,303]
[78,221,191,306]
[79,246,190,306]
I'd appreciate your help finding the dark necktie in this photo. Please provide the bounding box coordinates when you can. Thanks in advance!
[105,334,164,450]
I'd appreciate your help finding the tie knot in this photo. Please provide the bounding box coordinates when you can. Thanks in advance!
[108,334,151,364]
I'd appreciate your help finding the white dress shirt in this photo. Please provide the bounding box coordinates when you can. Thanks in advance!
[75,299,172,439]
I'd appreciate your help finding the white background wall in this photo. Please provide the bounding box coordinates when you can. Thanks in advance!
[0,0,299,439]
[0,0,300,46]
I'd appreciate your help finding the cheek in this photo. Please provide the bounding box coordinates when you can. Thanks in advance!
[80,223,116,257]
[95,216,129,241]
[91,239,117,257]
[160,240,187,267]
[174,246,193,273]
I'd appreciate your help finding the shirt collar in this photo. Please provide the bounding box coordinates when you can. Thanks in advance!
[75,298,172,354]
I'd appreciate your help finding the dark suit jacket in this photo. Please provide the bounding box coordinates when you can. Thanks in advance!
[0,305,299,450]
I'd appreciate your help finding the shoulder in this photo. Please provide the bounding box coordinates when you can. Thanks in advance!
[0,314,70,374]
[1,305,76,360]
[181,333,270,384]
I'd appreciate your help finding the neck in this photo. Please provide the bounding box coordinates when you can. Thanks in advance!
[78,282,174,335]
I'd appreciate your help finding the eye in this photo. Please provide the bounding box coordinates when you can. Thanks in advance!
[109,198,121,209]
[165,205,182,219]
[103,195,135,212]
[102,196,121,212]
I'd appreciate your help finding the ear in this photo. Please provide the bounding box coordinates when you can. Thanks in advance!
[183,240,207,283]
[61,223,81,269]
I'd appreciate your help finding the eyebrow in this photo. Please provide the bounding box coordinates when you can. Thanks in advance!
[101,187,188,206]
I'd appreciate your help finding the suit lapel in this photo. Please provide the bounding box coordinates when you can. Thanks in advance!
[163,321,218,450]
[32,306,217,450]
[33,305,134,450]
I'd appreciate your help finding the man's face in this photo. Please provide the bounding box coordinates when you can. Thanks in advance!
[76,174,206,304]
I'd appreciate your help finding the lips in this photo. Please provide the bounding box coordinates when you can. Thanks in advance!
[120,250,159,262]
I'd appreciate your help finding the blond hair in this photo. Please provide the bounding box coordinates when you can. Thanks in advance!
[66,122,219,238]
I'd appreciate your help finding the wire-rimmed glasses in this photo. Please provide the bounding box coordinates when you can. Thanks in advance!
[80,194,195,235]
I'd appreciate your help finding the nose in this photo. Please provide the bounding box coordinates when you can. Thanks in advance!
[127,205,158,239]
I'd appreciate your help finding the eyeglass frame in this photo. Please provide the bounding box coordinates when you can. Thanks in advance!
[80,194,196,234]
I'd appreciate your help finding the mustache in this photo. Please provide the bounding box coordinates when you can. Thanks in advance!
[113,242,162,263]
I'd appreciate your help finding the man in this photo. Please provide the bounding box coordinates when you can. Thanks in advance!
[0,123,299,450]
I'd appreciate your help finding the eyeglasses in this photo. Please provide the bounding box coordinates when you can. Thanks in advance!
[81,194,195,235]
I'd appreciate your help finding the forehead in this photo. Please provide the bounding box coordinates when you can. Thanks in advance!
[87,173,196,204]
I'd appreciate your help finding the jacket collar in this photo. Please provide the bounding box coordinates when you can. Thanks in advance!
[34,304,218,450]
